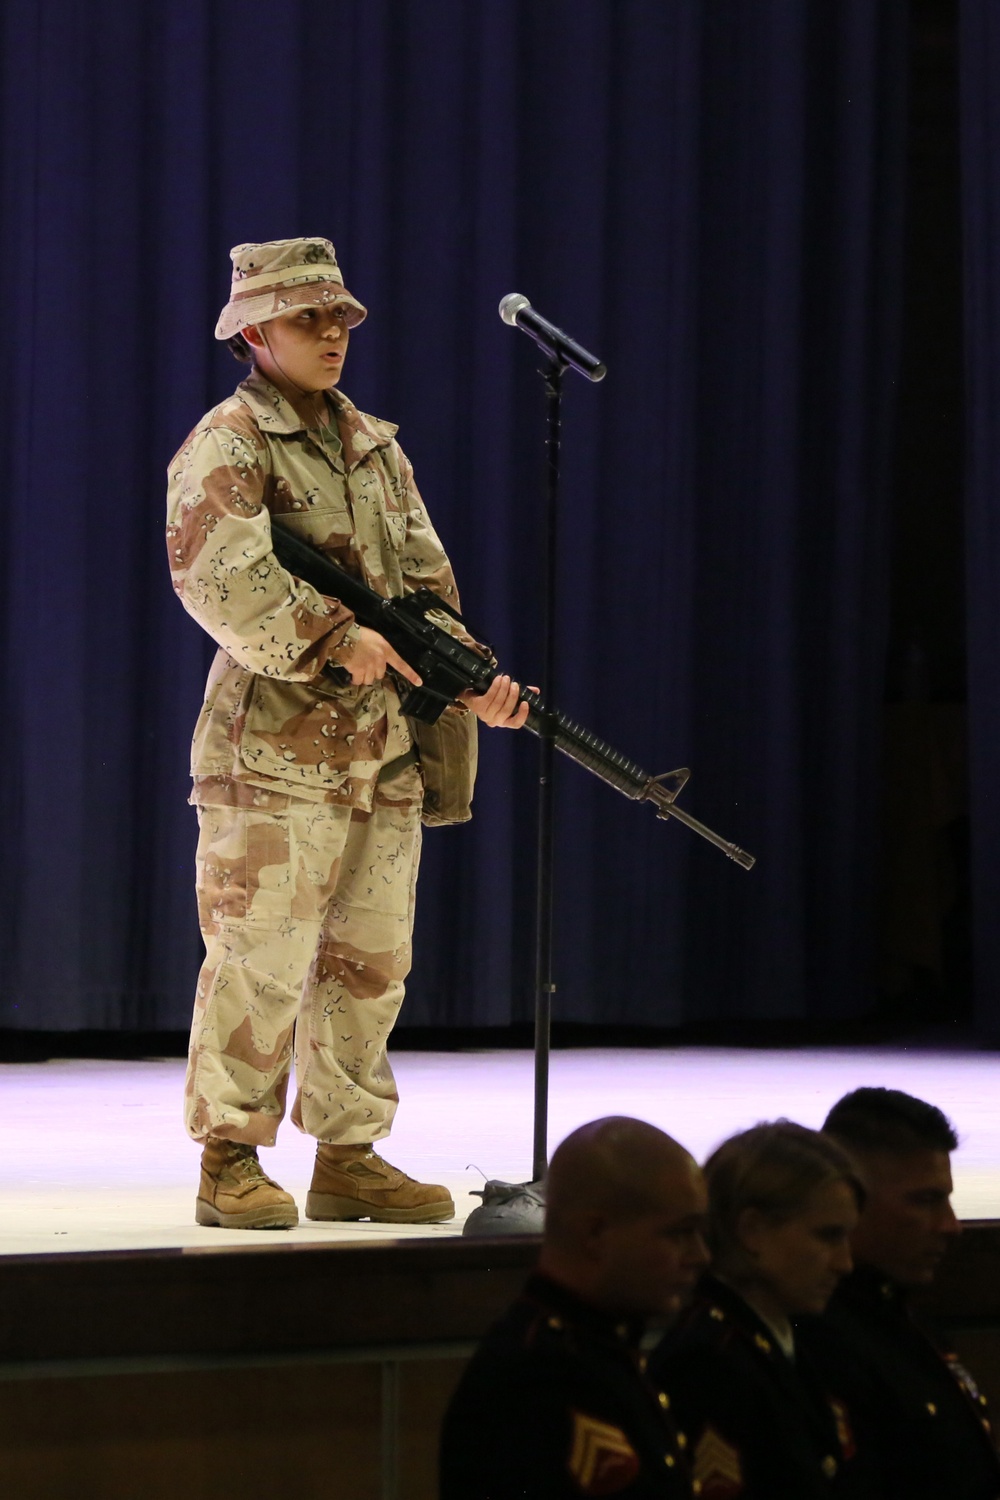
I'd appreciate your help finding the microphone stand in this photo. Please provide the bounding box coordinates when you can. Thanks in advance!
[532,354,566,1183]
[464,353,576,1234]
[464,311,605,1237]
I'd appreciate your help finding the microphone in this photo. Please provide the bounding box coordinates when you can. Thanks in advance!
[498,294,607,382]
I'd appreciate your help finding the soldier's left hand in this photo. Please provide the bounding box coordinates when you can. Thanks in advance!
[462,674,534,729]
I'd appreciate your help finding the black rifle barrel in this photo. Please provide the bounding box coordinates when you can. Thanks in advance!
[522,698,755,869]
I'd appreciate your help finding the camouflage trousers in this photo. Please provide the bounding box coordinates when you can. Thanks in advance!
[184,778,422,1147]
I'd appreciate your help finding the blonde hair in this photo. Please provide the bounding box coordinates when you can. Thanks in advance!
[705,1119,862,1275]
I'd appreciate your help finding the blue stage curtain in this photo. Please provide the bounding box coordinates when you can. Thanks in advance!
[959,0,1000,1036]
[0,0,907,1030]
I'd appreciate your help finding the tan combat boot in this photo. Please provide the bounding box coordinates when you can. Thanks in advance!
[306,1143,455,1224]
[196,1137,299,1230]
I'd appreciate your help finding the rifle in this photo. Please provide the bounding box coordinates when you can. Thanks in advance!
[270,523,755,870]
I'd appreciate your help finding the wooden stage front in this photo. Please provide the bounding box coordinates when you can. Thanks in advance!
[0,1235,536,1499]
[4,1228,1000,1500]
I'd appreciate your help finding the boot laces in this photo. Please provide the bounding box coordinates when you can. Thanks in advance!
[349,1150,408,1184]
[228,1143,278,1188]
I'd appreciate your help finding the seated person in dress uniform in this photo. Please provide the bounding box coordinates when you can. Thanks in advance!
[802,1087,1000,1499]
[439,1116,710,1499]
[650,1120,876,1498]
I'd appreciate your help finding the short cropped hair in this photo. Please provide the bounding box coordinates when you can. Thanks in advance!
[705,1120,863,1273]
[544,1117,693,1250]
[823,1087,958,1157]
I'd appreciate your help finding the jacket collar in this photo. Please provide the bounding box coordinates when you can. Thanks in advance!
[521,1272,647,1350]
[237,369,398,468]
[692,1272,794,1358]
[832,1262,907,1317]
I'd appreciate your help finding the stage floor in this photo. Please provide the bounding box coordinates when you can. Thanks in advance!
[4,1044,1000,1256]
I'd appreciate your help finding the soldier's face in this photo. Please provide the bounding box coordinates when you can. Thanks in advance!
[592,1161,710,1317]
[849,1149,960,1286]
[253,305,351,392]
[737,1178,859,1316]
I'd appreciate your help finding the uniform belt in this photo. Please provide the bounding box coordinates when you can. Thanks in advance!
[377,745,420,784]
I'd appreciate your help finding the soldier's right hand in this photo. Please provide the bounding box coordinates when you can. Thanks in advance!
[338,627,422,687]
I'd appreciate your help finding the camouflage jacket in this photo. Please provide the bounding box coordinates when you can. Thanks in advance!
[166,370,462,809]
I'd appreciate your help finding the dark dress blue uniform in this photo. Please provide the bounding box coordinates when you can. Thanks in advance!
[796,1264,1000,1500]
[439,1273,695,1498]
[649,1275,876,1498]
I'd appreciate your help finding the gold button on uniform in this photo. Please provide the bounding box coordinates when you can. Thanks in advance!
[664,1454,675,1468]
[638,1355,648,1373]
[547,1317,562,1331]
[677,1432,687,1450]
[658,1392,670,1409]
[926,1402,937,1417]
[692,1483,702,1496]
[821,1455,838,1479]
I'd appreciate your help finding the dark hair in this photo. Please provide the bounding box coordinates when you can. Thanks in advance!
[823,1087,958,1157]
[227,332,253,363]
[704,1120,863,1274]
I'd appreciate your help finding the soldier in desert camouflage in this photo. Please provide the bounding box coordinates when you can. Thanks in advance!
[167,237,527,1229]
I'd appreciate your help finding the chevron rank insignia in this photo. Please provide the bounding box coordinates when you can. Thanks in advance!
[567,1411,641,1494]
[693,1425,743,1497]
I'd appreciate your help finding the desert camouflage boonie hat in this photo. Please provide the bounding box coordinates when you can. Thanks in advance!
[214,237,367,340]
